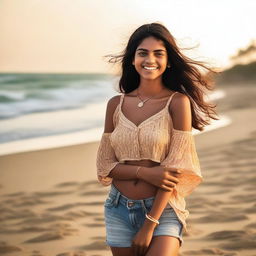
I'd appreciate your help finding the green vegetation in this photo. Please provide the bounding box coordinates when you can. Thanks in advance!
[216,61,256,84]
[215,40,256,85]
[230,39,256,60]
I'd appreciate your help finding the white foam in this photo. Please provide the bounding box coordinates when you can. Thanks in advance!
[0,127,104,156]
[193,114,231,135]
[207,89,226,101]
[0,89,230,156]
[0,114,231,156]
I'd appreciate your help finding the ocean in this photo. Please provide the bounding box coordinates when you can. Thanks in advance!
[0,73,229,155]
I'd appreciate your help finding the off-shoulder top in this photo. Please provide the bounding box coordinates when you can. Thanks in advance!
[96,92,203,231]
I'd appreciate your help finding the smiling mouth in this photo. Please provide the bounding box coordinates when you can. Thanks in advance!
[143,66,158,70]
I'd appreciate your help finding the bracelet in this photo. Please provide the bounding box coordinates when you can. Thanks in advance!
[145,213,160,225]
[135,166,142,179]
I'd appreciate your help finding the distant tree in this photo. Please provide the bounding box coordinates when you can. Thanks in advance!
[231,40,256,61]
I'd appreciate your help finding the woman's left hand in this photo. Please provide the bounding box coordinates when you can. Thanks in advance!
[131,223,155,256]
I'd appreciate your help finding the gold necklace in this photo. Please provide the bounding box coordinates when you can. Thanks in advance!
[136,89,164,108]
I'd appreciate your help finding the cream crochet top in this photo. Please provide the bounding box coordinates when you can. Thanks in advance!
[96,92,203,231]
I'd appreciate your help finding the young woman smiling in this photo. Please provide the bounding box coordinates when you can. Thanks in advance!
[96,23,218,256]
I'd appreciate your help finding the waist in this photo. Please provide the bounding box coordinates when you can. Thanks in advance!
[108,184,171,210]
[114,159,159,199]
[124,159,160,167]
[109,183,155,206]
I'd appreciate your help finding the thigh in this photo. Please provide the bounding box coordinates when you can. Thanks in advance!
[110,246,134,256]
[146,236,180,256]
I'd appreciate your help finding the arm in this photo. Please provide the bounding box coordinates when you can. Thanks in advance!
[97,96,180,189]
[96,97,157,184]
[96,95,139,185]
[160,93,202,197]
[132,93,196,255]
[144,93,193,221]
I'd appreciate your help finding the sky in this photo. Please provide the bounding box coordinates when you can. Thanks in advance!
[0,0,255,73]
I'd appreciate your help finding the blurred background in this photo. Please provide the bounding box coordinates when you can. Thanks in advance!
[0,1,255,256]
[0,0,255,154]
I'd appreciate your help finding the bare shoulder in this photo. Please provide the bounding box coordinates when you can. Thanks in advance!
[169,92,191,114]
[107,94,121,112]
[104,94,122,133]
[169,92,192,130]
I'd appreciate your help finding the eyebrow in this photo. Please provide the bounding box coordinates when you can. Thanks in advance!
[136,48,166,52]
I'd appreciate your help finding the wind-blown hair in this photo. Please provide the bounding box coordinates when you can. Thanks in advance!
[106,22,219,131]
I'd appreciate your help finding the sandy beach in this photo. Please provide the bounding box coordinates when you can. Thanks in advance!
[0,83,256,256]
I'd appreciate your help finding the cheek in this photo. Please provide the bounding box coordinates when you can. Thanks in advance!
[160,59,168,69]
[134,57,142,65]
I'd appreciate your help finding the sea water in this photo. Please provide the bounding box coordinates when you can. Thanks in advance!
[0,73,229,155]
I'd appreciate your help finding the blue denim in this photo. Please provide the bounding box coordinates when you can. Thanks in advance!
[104,184,183,248]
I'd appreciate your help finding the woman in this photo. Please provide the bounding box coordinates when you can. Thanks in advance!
[96,23,218,256]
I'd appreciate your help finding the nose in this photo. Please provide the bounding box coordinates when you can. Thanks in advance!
[145,53,156,64]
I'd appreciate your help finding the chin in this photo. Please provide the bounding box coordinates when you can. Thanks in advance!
[142,77,161,81]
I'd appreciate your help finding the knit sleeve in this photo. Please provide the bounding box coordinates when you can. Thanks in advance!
[160,128,203,197]
[96,132,119,186]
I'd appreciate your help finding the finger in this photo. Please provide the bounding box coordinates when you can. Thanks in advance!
[139,246,145,256]
[131,242,136,255]
[138,246,143,256]
[142,246,148,256]
[166,175,179,184]
[162,184,174,192]
[167,168,182,174]
[134,245,140,256]
[168,171,181,177]
[164,180,177,188]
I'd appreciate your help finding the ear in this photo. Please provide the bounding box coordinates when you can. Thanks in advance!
[132,59,135,65]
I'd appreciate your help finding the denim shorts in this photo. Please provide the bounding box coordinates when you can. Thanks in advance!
[104,184,183,248]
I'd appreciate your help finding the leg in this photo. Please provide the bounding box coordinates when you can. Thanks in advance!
[110,246,134,256]
[145,236,180,256]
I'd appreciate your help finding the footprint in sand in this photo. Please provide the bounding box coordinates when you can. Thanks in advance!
[24,227,79,243]
[204,230,256,250]
[192,212,248,223]
[0,241,23,254]
[56,252,86,256]
[84,223,105,227]
[181,248,238,256]
[79,241,108,251]
[55,181,80,188]
[0,207,37,221]
[244,222,256,230]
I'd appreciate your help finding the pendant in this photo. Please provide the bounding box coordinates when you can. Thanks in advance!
[138,102,144,107]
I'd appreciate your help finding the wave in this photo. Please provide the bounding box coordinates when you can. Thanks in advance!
[0,73,117,119]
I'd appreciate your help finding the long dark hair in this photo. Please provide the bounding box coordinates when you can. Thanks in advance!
[107,22,219,131]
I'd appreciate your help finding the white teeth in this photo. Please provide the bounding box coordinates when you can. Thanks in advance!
[143,66,158,70]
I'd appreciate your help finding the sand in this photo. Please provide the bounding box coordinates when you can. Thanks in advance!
[0,83,256,256]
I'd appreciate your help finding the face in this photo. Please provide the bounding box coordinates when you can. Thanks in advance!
[132,36,168,81]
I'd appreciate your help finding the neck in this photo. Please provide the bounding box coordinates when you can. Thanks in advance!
[138,78,165,97]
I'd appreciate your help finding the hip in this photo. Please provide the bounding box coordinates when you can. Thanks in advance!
[104,183,184,247]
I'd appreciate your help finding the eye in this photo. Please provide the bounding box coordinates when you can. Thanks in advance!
[138,52,147,57]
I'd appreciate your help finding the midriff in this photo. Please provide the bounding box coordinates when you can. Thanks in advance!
[112,160,160,200]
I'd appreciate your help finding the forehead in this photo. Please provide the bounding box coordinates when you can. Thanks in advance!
[136,36,166,50]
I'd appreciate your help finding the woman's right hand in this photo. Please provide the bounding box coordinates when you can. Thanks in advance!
[139,166,181,191]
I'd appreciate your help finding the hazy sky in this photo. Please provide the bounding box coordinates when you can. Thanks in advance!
[0,0,255,73]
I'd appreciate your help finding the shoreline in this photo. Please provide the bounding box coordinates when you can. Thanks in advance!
[0,89,226,156]
[0,115,231,157]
